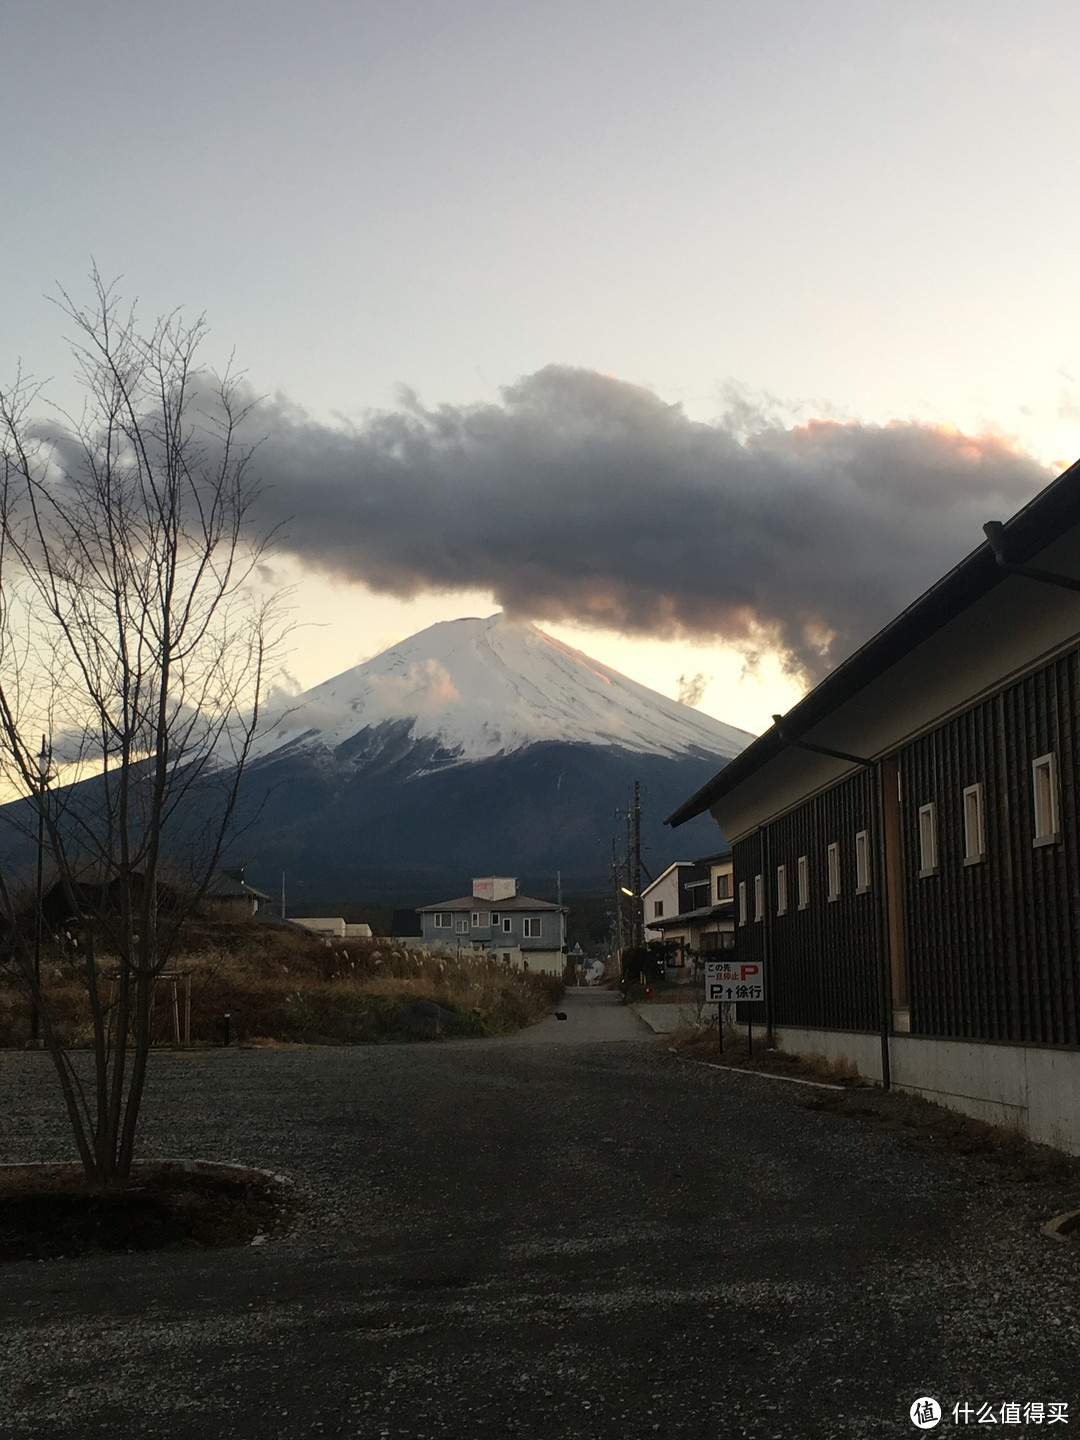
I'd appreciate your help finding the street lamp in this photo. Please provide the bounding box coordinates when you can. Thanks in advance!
[30,734,50,1047]
[619,886,644,949]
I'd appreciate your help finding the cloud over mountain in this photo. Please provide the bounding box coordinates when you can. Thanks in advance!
[251,367,1051,682]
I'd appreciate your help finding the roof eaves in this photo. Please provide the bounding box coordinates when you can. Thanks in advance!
[651,900,734,927]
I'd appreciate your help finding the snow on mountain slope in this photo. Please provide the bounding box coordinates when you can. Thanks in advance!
[253,614,754,764]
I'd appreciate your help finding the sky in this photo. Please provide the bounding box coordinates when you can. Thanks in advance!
[3,0,1080,735]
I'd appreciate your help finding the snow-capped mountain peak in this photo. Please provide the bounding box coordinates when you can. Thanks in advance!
[253,613,754,764]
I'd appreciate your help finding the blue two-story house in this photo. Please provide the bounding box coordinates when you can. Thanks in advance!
[417,877,567,975]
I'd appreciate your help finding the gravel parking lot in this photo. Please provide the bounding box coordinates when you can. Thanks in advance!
[2,991,1078,1439]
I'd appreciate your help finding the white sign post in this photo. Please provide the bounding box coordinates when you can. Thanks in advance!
[704,959,766,1056]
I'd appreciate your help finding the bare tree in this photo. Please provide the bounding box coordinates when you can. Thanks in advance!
[0,271,283,1185]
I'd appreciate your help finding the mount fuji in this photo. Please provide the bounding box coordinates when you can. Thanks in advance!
[252,613,752,767]
[228,614,752,907]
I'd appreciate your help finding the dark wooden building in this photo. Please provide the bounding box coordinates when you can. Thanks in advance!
[668,459,1080,1152]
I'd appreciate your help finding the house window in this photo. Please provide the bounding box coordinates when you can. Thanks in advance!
[502,916,513,933]
[827,843,841,902]
[753,873,764,923]
[1032,753,1060,845]
[716,873,731,900]
[653,900,664,919]
[456,919,470,934]
[776,864,787,916]
[471,911,490,928]
[523,917,542,938]
[738,881,747,927]
[855,830,870,893]
[963,784,986,863]
[797,855,809,910]
[918,802,938,876]
[491,912,500,925]
[502,952,512,963]
[433,912,452,929]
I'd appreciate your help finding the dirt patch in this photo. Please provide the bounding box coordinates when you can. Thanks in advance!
[0,1160,299,1263]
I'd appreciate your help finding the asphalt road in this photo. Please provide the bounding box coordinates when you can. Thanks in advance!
[2,989,1079,1440]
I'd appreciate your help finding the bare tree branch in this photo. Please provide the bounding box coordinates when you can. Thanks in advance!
[0,272,286,1185]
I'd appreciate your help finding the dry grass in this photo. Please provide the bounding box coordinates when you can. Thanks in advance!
[0,921,563,1048]
[801,1086,1080,1183]
[667,1021,1079,1183]
[665,1021,867,1085]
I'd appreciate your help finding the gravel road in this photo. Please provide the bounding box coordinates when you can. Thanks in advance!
[1,989,1078,1439]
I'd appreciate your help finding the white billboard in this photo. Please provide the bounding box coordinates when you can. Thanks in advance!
[705,959,765,1004]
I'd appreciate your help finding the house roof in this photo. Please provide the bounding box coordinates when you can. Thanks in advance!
[640,860,703,899]
[649,899,735,929]
[666,454,1080,827]
[206,874,272,901]
[418,894,565,913]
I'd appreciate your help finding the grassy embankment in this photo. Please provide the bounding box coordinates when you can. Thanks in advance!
[0,920,563,1048]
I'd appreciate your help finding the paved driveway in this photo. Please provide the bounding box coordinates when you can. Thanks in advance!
[2,989,1078,1439]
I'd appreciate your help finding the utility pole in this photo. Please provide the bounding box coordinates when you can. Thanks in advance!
[632,780,643,948]
[610,839,625,955]
[281,871,286,921]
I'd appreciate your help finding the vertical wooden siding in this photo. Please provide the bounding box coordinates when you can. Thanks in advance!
[902,650,1080,1045]
[733,769,881,1033]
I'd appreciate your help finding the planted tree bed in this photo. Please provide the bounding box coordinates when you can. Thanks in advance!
[0,1160,297,1263]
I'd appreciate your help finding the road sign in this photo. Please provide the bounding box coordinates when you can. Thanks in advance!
[704,959,765,1004]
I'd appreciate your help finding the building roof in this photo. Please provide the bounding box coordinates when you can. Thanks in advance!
[206,874,272,901]
[640,860,702,899]
[418,894,565,913]
[667,454,1080,827]
[649,899,735,929]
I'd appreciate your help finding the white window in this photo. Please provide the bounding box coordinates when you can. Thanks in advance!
[855,830,870,893]
[502,916,513,933]
[653,900,664,919]
[918,802,938,876]
[491,912,500,925]
[797,855,809,910]
[827,843,841,902]
[1032,753,1060,845]
[456,919,470,934]
[963,784,986,863]
[738,880,747,926]
[776,864,787,916]
[433,912,452,929]
[523,917,542,938]
[716,873,731,900]
[471,911,489,928]
[753,873,764,922]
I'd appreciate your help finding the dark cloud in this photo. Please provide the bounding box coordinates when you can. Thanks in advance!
[249,366,1051,683]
